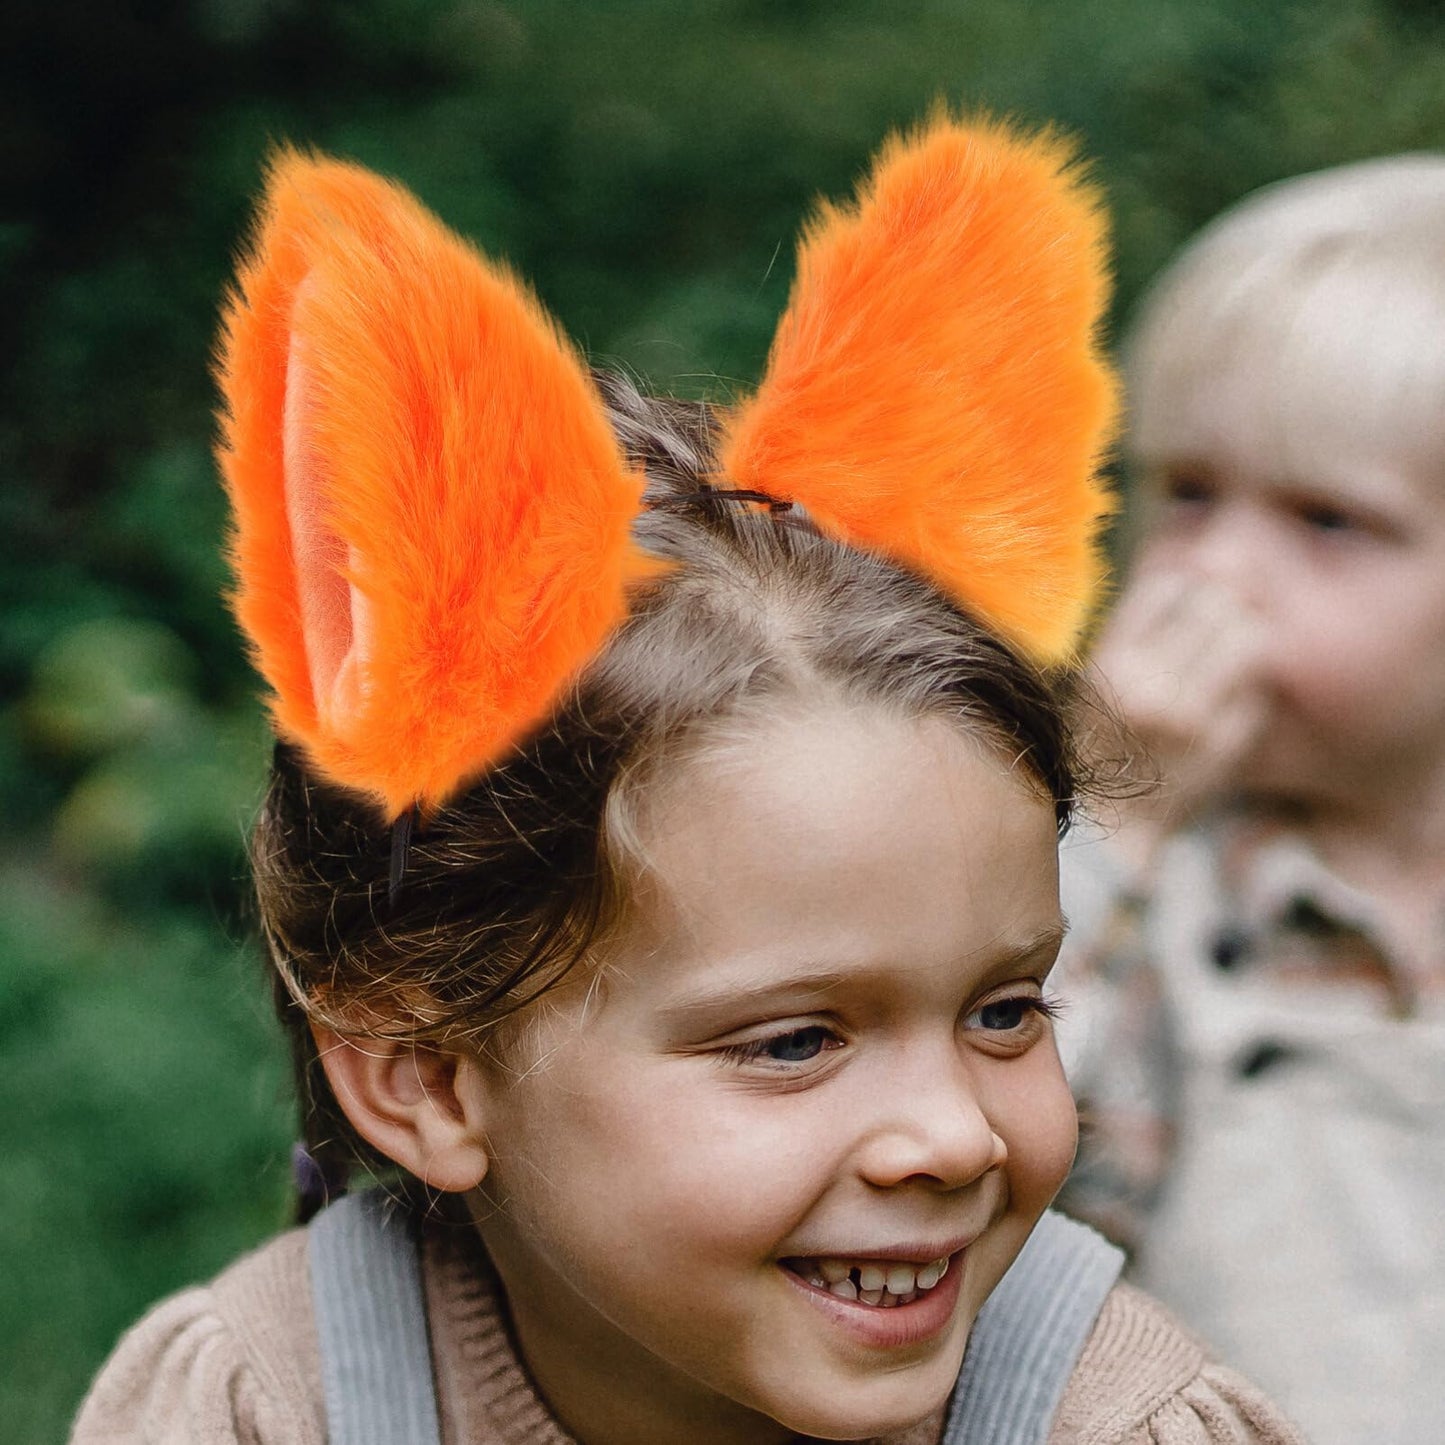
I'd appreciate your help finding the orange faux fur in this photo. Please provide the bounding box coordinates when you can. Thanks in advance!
[216,150,654,816]
[718,113,1118,665]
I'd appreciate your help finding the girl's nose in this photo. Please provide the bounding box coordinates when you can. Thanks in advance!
[854,1060,1008,1192]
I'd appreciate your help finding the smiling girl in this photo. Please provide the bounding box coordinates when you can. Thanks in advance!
[72,117,1302,1444]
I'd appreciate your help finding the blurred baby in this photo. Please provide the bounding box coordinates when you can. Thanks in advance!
[1057,154,1445,1445]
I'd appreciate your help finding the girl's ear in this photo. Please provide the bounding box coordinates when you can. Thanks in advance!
[314,1028,492,1193]
[217,150,657,818]
[718,113,1119,666]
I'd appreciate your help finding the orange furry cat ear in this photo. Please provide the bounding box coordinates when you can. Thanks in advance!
[718,113,1118,665]
[216,149,654,817]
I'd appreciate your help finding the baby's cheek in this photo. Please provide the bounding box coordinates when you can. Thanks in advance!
[1267,636,1389,744]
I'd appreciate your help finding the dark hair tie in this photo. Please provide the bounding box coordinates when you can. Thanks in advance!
[389,802,420,907]
[666,485,795,514]
[292,1140,349,1222]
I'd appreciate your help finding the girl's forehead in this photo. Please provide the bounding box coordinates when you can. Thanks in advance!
[635,705,1030,871]
[592,705,1061,1011]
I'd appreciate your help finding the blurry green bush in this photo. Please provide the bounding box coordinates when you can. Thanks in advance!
[3,0,1443,1434]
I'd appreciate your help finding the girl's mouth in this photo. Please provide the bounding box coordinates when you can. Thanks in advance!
[781,1253,951,1308]
[778,1248,969,1349]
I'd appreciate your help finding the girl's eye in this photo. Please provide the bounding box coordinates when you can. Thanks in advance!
[976,998,1035,1031]
[964,993,1059,1036]
[765,1026,831,1062]
[720,1025,841,1068]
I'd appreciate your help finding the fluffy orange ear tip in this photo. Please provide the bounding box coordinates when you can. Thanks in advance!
[216,147,650,818]
[718,111,1120,666]
[219,118,1117,817]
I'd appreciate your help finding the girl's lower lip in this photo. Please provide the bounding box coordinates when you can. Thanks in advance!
[780,1250,966,1350]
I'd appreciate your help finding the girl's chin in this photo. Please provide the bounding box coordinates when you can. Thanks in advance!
[748,1297,965,1440]
[760,1387,950,1444]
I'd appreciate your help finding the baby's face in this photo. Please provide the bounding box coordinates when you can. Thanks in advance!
[1132,405,1445,810]
[468,706,1074,1444]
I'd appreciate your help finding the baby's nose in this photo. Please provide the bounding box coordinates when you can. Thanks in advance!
[1184,509,1273,611]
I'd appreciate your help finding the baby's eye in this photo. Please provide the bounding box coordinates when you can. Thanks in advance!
[1298,502,1354,533]
[1158,466,1216,508]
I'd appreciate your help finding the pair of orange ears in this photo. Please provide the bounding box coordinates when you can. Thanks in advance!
[217,113,1118,820]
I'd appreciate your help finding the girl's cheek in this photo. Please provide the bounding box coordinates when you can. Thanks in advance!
[996,1057,1079,1202]
[1041,1083,1081,1184]
[1045,1093,1082,1191]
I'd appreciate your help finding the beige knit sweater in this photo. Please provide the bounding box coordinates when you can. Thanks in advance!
[72,1220,1305,1444]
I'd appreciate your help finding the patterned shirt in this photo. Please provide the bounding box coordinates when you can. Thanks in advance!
[1054,815,1445,1445]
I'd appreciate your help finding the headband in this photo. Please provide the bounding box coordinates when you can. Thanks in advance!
[216,113,1117,820]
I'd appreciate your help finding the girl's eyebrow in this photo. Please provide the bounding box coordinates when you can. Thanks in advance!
[658,968,851,1025]
[656,923,1068,1026]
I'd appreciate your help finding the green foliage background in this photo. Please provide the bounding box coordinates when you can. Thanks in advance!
[3,0,1444,1435]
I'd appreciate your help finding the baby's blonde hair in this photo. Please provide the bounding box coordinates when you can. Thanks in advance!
[1126,154,1445,487]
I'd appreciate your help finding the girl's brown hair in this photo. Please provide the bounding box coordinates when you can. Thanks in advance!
[254,370,1088,1215]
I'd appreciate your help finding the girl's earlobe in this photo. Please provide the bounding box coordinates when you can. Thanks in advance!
[312,1026,491,1193]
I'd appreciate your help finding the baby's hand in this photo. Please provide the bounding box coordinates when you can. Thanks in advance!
[1091,567,1269,849]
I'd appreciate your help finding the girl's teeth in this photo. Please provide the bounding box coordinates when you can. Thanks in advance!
[794,1254,953,1308]
[885,1265,917,1295]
